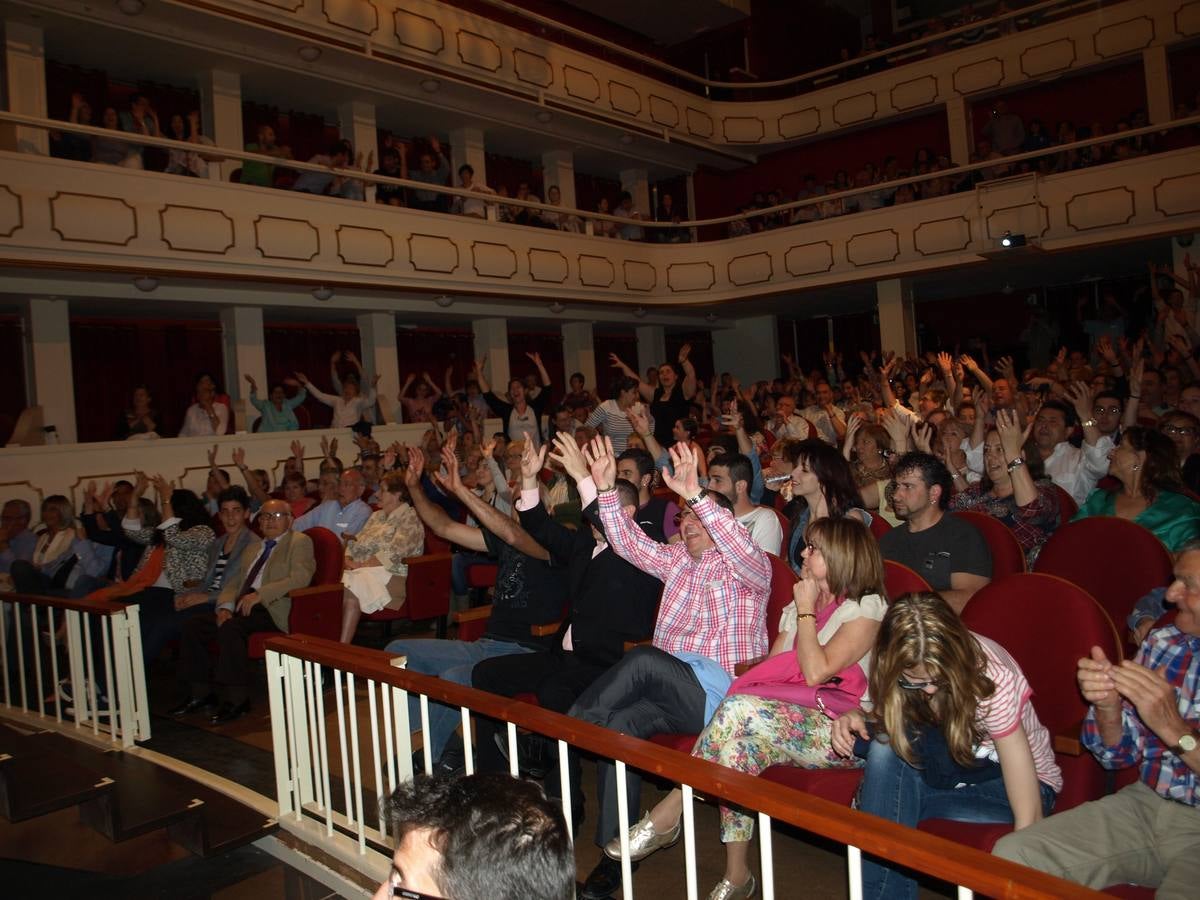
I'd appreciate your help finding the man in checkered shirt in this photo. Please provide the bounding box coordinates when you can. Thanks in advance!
[566,437,770,900]
[995,544,1200,894]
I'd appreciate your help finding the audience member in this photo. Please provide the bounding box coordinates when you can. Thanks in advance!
[403,136,451,212]
[293,469,371,540]
[173,499,314,723]
[706,452,783,555]
[475,352,552,448]
[246,374,306,431]
[179,372,230,437]
[993,544,1200,894]
[836,592,1060,900]
[241,124,292,187]
[0,499,36,577]
[116,385,159,439]
[781,440,872,575]
[295,351,377,428]
[879,452,991,611]
[451,164,497,217]
[372,773,574,900]
[339,469,424,643]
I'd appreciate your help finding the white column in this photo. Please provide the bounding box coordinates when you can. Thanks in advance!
[2,21,47,155]
[220,307,267,433]
[635,325,666,380]
[945,96,972,165]
[541,149,576,209]
[560,322,595,396]
[339,100,379,202]
[198,69,243,182]
[1142,46,1173,126]
[473,318,510,392]
[877,279,917,359]
[357,311,399,425]
[25,297,75,442]
[450,126,487,185]
[713,316,779,384]
[620,168,651,217]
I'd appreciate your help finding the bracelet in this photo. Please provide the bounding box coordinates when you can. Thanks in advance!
[1081,418,1097,429]
[596,485,618,494]
[1006,457,1026,473]
[795,612,816,623]
[1130,395,1141,400]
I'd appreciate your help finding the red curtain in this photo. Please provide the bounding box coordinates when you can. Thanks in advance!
[665,331,714,387]
[70,318,224,442]
[264,324,361,429]
[395,327,476,394]
[0,316,26,444]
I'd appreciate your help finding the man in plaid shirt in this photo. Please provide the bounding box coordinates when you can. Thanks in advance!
[995,544,1200,894]
[568,437,770,899]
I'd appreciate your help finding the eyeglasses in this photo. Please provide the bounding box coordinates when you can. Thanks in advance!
[259,511,291,520]
[1093,406,1121,415]
[897,674,940,691]
[1162,425,1196,437]
[673,508,696,526]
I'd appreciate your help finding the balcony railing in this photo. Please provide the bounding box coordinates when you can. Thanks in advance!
[3,111,1198,306]
[263,632,1104,899]
[105,0,1190,147]
[1,593,151,748]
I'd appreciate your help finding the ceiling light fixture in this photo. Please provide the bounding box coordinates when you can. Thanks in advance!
[311,285,334,302]
[433,295,454,308]
[297,45,322,63]
[632,307,647,318]
[420,78,441,93]
[999,230,1026,249]
[132,275,158,292]
[116,0,144,15]
[549,301,564,314]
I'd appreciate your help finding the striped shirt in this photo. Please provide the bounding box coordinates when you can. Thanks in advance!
[975,635,1063,793]
[585,400,645,456]
[597,490,769,675]
[1082,625,1200,807]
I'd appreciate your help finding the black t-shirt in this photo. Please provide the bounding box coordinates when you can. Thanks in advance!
[480,527,566,648]
[650,387,690,448]
[878,513,992,592]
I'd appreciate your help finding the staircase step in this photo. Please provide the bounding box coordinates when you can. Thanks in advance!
[23,728,276,856]
[29,731,202,842]
[0,724,113,823]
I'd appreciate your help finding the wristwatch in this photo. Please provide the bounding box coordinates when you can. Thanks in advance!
[1170,727,1200,756]
[1006,457,1026,473]
[1081,418,1097,429]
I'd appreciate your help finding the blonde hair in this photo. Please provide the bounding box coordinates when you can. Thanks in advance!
[868,592,994,767]
[804,517,886,602]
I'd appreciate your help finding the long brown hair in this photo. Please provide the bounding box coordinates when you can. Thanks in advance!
[804,517,886,602]
[868,592,994,767]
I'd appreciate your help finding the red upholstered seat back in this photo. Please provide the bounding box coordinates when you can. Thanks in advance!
[304,526,344,585]
[868,514,892,539]
[953,509,1025,577]
[423,525,451,556]
[765,552,798,645]
[1033,516,1173,634]
[883,560,932,600]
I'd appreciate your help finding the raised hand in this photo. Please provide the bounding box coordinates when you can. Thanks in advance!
[626,401,651,435]
[403,447,423,488]
[995,408,1025,461]
[525,351,542,365]
[662,442,701,498]
[975,389,993,422]
[1064,381,1093,425]
[936,352,953,376]
[133,471,149,498]
[290,439,304,461]
[150,473,172,496]
[331,351,342,365]
[608,352,626,370]
[582,435,617,491]
[381,447,397,470]
[232,447,246,468]
[910,420,934,453]
[435,445,464,495]
[1096,335,1118,365]
[207,444,219,469]
[519,440,547,482]
[293,371,309,385]
[243,373,258,393]
[678,342,692,363]
[996,355,1017,383]
[879,407,908,451]
[549,432,589,484]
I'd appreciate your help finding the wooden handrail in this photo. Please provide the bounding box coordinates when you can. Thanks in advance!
[266,632,1103,899]
[7,591,132,616]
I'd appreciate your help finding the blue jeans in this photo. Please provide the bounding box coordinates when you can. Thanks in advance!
[857,738,1057,900]
[383,637,533,763]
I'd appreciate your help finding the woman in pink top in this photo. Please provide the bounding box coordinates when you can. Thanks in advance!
[832,592,1061,900]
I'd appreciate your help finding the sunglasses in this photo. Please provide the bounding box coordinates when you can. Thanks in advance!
[897,674,940,691]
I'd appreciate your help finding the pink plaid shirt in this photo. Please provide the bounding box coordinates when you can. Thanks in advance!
[598,490,770,675]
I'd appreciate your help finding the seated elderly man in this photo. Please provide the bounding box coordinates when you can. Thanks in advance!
[0,499,36,579]
[994,542,1200,895]
[293,468,371,540]
[172,499,315,724]
[569,437,770,899]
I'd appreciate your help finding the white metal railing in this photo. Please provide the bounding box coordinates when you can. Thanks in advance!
[0,593,150,747]
[5,109,1199,239]
[265,633,1103,899]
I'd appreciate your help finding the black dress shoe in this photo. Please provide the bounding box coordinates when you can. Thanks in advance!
[580,854,637,900]
[168,693,217,717]
[210,699,251,724]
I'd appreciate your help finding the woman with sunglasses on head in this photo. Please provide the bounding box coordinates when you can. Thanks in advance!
[607,518,886,900]
[781,439,872,577]
[831,592,1061,900]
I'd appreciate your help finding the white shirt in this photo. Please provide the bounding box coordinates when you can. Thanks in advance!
[179,401,229,437]
[802,405,844,444]
[964,436,1113,506]
[738,506,784,556]
[772,415,813,441]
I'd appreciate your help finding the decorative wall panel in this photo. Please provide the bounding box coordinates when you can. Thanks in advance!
[666,261,716,292]
[159,204,234,254]
[408,233,459,272]
[1064,187,1137,231]
[393,8,444,54]
[50,193,135,245]
[471,241,518,278]
[254,215,319,260]
[336,225,394,266]
[528,248,569,283]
